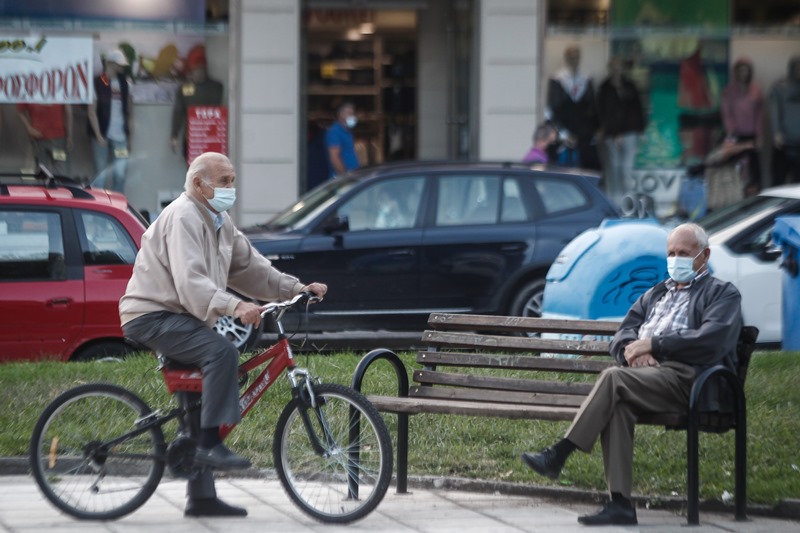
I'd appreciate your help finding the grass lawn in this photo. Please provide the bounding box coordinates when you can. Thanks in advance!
[1,349,798,506]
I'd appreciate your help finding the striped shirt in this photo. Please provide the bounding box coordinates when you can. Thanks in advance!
[638,270,710,340]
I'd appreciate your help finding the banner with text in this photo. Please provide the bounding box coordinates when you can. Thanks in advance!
[0,36,94,104]
[187,106,228,165]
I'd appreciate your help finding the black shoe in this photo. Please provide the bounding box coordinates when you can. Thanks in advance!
[194,444,251,470]
[577,501,638,526]
[185,497,248,517]
[521,447,564,480]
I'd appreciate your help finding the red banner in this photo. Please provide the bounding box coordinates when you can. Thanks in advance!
[187,105,228,165]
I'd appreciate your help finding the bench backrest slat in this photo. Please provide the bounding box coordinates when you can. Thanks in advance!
[428,313,621,335]
[413,369,595,396]
[410,385,587,408]
[422,330,612,356]
[417,350,614,373]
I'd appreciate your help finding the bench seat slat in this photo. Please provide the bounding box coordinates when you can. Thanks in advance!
[422,330,611,355]
[413,369,595,396]
[428,313,621,335]
[366,395,580,420]
[417,351,614,373]
[410,385,587,408]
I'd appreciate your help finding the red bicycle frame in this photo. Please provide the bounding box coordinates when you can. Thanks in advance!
[159,336,295,439]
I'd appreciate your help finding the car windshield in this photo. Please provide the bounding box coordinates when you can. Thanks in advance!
[698,195,796,234]
[261,179,357,230]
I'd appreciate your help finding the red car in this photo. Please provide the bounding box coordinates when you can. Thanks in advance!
[0,174,147,362]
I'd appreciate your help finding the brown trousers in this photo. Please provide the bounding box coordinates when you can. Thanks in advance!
[565,361,695,498]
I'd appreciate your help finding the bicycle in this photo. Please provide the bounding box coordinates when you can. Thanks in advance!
[29,292,393,523]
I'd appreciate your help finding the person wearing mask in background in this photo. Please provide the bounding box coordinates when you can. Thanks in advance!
[546,45,601,170]
[88,49,133,193]
[170,45,224,164]
[769,56,800,185]
[721,57,764,194]
[17,104,73,178]
[120,152,327,518]
[325,101,359,178]
[521,223,742,526]
[523,122,558,164]
[598,56,646,207]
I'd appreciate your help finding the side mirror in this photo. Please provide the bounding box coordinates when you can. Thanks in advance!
[322,215,349,235]
[760,245,782,262]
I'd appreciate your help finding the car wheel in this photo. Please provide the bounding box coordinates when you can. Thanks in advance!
[509,278,546,318]
[72,341,135,362]
[213,315,260,353]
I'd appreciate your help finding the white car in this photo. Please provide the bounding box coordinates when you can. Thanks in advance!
[700,185,800,345]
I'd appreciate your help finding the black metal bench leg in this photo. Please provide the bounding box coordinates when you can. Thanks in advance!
[397,412,409,493]
[687,420,700,525]
[735,414,747,520]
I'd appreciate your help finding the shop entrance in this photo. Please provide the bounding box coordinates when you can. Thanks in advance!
[303,8,418,191]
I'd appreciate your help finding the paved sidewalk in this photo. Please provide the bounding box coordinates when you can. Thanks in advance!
[0,475,797,533]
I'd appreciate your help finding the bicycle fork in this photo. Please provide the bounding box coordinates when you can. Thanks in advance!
[288,369,362,501]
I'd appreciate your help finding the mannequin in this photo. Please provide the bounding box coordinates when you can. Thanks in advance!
[170,45,224,163]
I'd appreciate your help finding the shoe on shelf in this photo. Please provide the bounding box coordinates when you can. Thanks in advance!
[521,447,564,480]
[185,497,247,517]
[194,443,251,470]
[577,501,638,526]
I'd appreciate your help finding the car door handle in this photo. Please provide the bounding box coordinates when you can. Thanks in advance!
[501,244,526,253]
[92,268,113,274]
[47,297,72,306]
[387,249,414,257]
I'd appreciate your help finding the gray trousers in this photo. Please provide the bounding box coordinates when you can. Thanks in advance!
[123,311,242,500]
[565,361,695,499]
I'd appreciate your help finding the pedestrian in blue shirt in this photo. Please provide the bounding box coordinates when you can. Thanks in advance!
[325,101,360,178]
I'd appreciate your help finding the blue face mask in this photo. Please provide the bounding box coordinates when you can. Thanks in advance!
[667,250,703,283]
[203,182,236,213]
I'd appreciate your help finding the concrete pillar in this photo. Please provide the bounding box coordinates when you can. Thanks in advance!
[417,0,448,159]
[233,0,301,226]
[478,0,544,160]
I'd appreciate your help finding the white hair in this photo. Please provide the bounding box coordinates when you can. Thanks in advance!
[670,222,709,250]
[183,152,230,192]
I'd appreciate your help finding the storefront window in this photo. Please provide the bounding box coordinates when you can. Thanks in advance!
[303,9,418,191]
[0,0,230,219]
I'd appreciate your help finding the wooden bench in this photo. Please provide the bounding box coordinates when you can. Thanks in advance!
[352,313,758,525]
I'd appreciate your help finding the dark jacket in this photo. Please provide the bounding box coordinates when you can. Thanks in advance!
[597,76,646,136]
[610,274,742,411]
[90,73,130,139]
[546,77,599,142]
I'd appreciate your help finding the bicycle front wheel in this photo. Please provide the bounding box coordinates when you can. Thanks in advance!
[29,383,166,520]
[274,383,393,523]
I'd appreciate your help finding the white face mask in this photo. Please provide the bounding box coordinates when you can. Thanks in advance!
[203,182,236,212]
[667,250,703,283]
[345,116,357,128]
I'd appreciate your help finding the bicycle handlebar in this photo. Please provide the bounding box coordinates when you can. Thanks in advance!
[259,291,322,318]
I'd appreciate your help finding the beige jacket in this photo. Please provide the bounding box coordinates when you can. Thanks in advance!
[120,193,304,327]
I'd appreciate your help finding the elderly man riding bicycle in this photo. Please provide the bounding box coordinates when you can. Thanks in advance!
[120,151,327,518]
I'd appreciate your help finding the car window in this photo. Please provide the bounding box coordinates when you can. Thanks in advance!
[0,210,65,281]
[698,195,797,234]
[267,178,357,230]
[335,176,425,231]
[436,175,501,226]
[77,211,138,265]
[533,177,588,215]
[501,178,528,222]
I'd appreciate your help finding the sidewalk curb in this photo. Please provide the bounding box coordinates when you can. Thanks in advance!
[4,457,798,521]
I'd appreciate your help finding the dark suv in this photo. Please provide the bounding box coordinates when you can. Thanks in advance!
[0,173,148,362]
[245,161,620,331]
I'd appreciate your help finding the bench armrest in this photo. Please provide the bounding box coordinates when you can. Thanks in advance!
[688,364,744,420]
[352,348,410,398]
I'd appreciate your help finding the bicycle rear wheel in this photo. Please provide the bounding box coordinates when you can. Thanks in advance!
[274,383,392,523]
[29,383,165,520]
